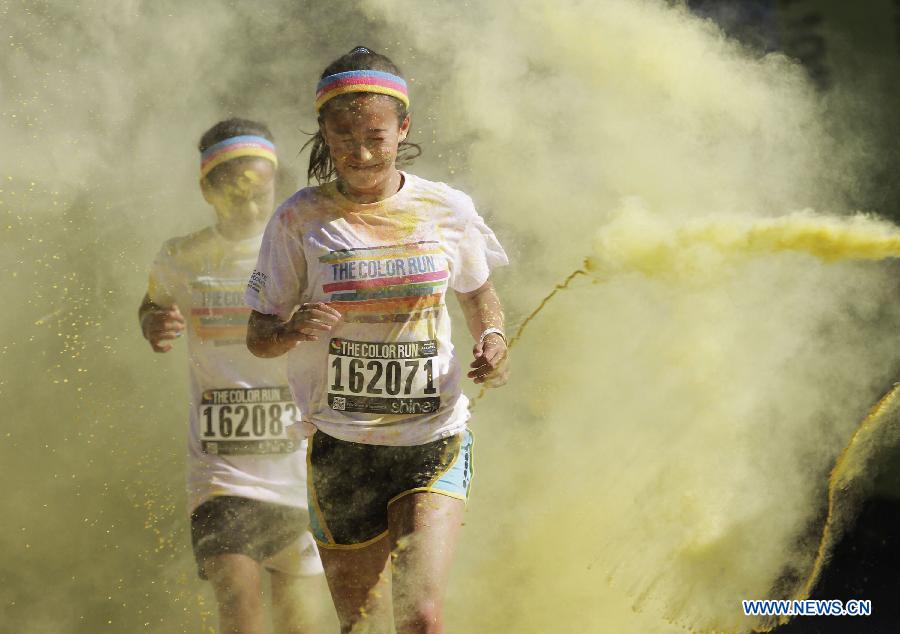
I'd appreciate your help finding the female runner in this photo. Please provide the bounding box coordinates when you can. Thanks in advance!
[246,47,509,633]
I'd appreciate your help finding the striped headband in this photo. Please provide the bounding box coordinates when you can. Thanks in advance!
[315,70,410,113]
[200,135,278,180]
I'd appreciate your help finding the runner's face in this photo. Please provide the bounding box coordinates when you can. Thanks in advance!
[202,157,275,237]
[320,94,410,197]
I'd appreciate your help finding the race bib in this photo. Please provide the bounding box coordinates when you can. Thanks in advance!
[198,386,300,455]
[327,338,441,415]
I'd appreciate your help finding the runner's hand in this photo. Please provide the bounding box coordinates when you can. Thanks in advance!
[468,333,508,387]
[281,302,342,345]
[141,304,186,353]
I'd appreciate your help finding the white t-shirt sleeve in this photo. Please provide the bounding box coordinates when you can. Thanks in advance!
[147,241,181,306]
[449,198,509,294]
[245,209,308,321]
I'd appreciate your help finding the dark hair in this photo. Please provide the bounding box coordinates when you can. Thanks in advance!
[198,118,275,183]
[302,47,421,184]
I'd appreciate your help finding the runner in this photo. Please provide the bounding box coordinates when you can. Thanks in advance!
[245,47,509,633]
[139,118,327,633]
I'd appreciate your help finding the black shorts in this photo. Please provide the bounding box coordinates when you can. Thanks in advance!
[307,429,474,548]
[190,496,310,579]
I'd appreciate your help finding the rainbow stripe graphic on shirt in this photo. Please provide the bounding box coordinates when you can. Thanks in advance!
[319,241,448,323]
[190,277,250,344]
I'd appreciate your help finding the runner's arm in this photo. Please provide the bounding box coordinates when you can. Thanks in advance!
[247,303,342,359]
[455,280,509,386]
[138,293,185,353]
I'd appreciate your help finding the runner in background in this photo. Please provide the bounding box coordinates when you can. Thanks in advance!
[139,118,329,633]
[245,48,509,633]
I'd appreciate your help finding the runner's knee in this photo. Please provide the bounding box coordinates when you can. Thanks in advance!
[395,597,442,634]
[204,555,262,601]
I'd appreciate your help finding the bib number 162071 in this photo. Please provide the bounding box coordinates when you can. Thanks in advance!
[327,338,442,415]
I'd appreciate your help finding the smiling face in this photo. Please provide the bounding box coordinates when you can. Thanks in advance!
[319,93,411,202]
[201,157,276,240]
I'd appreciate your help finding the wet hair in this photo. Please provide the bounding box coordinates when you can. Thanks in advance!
[198,118,275,183]
[303,46,421,184]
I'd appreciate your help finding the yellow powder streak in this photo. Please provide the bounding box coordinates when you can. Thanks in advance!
[763,383,900,629]
[469,214,900,631]
[469,267,589,409]
[588,212,900,278]
[474,213,900,410]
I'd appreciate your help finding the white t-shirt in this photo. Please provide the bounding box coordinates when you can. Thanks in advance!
[148,226,308,512]
[245,172,508,446]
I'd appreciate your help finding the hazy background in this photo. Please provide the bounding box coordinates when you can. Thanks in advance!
[2,1,899,632]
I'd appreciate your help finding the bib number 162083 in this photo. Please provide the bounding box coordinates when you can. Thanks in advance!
[198,386,299,455]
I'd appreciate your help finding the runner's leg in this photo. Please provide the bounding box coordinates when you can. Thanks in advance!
[269,568,333,633]
[204,553,265,634]
[318,536,392,633]
[387,492,465,634]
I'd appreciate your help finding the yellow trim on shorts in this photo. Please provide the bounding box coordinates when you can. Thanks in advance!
[385,430,472,507]
[306,438,337,545]
[316,490,464,550]
[314,530,389,550]
[387,487,468,508]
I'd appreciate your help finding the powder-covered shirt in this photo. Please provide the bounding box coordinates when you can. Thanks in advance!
[148,226,308,512]
[244,172,508,446]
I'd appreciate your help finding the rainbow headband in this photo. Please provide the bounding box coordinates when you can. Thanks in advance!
[200,135,278,180]
[315,70,410,113]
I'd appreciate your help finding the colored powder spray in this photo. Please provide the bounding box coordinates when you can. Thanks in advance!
[2,1,900,632]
